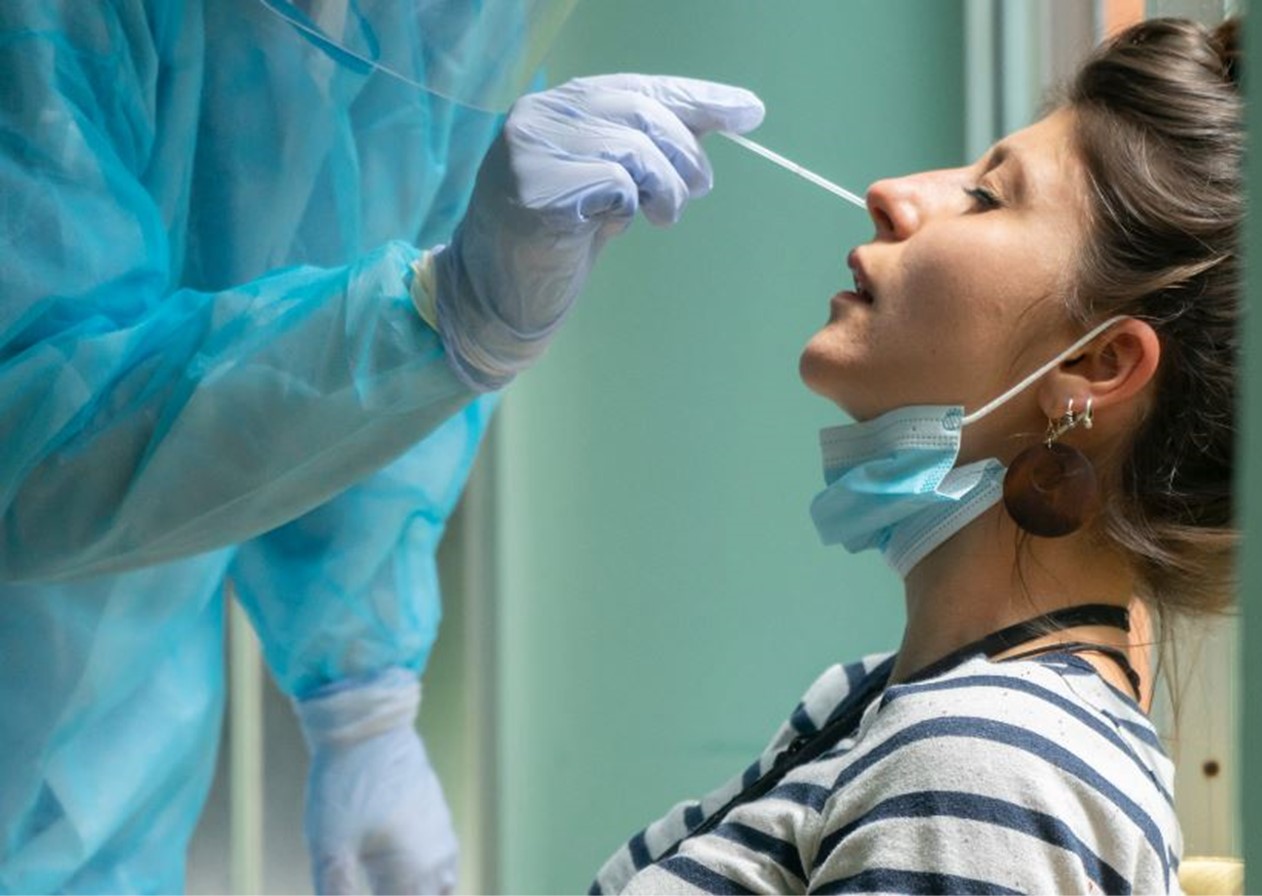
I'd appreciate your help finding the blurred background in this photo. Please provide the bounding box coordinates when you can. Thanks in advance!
[187,1,1245,892]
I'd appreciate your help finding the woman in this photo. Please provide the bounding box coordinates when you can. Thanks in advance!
[592,16,1239,895]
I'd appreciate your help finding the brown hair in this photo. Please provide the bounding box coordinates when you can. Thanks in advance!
[1065,17,1241,619]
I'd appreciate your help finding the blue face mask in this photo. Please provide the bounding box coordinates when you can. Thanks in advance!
[809,317,1123,578]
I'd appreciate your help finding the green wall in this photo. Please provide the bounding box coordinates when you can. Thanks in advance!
[493,2,966,891]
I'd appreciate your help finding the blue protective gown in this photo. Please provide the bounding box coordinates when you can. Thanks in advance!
[0,1,514,889]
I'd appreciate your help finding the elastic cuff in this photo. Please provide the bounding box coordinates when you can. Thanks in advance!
[409,250,441,332]
[294,667,420,748]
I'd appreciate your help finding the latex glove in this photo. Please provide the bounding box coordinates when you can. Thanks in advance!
[423,73,765,390]
[295,668,457,895]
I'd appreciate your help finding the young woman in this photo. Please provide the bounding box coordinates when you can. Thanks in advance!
[592,17,1239,895]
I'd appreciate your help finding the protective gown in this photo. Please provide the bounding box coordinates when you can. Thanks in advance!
[0,1,530,889]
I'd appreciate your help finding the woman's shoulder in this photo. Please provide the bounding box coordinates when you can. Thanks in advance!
[851,652,1174,803]
[788,652,896,732]
[806,652,1180,894]
[785,648,1166,761]
[866,652,1165,754]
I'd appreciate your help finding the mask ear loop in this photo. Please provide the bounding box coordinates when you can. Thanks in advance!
[960,316,1126,427]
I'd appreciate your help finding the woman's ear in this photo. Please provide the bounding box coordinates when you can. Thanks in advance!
[1036,318,1161,419]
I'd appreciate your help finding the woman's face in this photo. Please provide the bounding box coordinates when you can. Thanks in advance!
[800,108,1091,424]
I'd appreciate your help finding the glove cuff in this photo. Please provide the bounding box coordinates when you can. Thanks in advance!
[431,242,519,393]
[432,237,577,394]
[412,247,510,393]
[294,667,420,750]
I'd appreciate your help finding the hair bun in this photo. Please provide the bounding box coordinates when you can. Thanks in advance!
[1210,17,1242,90]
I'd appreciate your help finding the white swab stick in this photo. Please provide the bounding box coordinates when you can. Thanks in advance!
[719,131,867,210]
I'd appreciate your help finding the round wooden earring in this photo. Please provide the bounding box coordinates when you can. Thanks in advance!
[1002,400,1100,537]
[1003,442,1099,537]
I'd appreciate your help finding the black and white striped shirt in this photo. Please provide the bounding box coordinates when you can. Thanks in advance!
[591,651,1179,894]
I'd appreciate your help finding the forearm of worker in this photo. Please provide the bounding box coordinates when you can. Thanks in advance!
[0,242,476,582]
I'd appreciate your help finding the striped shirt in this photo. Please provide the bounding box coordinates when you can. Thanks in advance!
[591,651,1180,894]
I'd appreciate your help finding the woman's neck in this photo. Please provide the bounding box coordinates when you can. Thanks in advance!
[889,503,1137,685]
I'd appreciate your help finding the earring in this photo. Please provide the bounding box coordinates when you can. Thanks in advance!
[1002,398,1100,537]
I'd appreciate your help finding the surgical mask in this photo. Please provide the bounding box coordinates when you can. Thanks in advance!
[810,317,1123,577]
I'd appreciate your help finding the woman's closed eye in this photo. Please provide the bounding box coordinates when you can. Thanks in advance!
[965,185,1002,211]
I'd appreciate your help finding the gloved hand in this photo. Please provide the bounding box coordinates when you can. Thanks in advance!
[422,73,766,390]
[295,668,457,895]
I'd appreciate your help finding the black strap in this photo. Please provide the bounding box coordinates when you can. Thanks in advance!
[661,603,1132,856]
[999,639,1143,698]
[909,602,1131,683]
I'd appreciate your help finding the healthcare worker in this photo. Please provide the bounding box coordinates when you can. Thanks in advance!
[0,1,765,892]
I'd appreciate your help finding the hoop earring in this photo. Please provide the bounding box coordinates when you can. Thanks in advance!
[1002,398,1100,537]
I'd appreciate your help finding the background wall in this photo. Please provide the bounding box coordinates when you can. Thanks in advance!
[492,2,966,891]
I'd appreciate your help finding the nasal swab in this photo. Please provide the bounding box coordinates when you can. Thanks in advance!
[718,132,867,210]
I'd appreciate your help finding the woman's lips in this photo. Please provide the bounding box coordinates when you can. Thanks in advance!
[828,247,876,316]
[847,249,876,303]
[829,290,871,318]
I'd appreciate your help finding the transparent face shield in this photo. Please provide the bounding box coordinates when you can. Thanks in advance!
[255,0,579,113]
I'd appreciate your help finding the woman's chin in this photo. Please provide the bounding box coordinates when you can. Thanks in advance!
[798,343,829,392]
[798,346,854,410]
[798,343,891,421]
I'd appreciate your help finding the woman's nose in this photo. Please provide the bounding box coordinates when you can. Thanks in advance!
[865,171,961,240]
[865,177,920,240]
